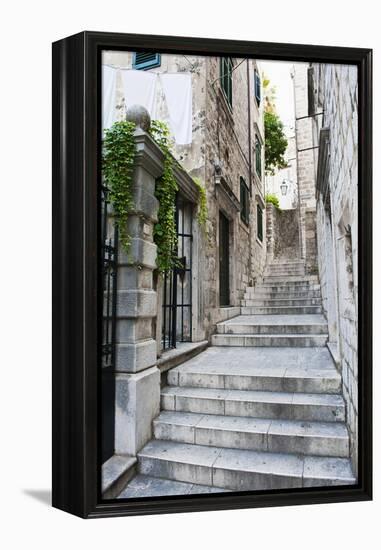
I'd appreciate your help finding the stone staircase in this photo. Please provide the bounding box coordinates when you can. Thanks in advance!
[124,259,355,496]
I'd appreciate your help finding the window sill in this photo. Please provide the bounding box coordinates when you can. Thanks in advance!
[239,219,250,234]
[256,237,264,247]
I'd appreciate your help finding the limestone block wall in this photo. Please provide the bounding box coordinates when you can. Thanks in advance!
[312,63,359,475]
[305,209,318,274]
[102,50,267,342]
[266,203,300,261]
[292,64,319,267]
[203,56,267,330]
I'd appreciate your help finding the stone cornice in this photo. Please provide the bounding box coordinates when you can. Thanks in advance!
[215,174,241,213]
[134,128,165,179]
[173,163,199,204]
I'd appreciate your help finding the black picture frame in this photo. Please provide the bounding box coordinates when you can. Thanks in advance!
[52,31,372,519]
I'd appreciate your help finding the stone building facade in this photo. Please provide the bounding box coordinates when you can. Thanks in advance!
[309,62,359,475]
[101,51,267,484]
[291,64,320,274]
[103,51,267,346]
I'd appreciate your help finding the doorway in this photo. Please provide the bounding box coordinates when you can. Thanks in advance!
[162,194,193,349]
[219,211,230,306]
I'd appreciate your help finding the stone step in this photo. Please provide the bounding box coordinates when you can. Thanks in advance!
[241,298,322,307]
[161,386,345,422]
[118,473,230,498]
[138,440,355,490]
[268,260,305,265]
[211,333,328,347]
[167,346,341,394]
[257,282,321,291]
[264,266,305,272]
[244,290,321,300]
[264,269,306,276]
[263,275,319,283]
[241,305,322,315]
[153,411,350,457]
[216,316,327,335]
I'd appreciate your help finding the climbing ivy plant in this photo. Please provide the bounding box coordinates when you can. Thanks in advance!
[102,120,137,253]
[149,120,179,274]
[192,177,208,229]
[102,118,208,274]
[265,193,280,209]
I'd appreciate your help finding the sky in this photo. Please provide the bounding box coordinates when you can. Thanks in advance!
[258,60,296,131]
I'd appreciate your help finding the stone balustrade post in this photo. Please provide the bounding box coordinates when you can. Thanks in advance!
[113,127,164,457]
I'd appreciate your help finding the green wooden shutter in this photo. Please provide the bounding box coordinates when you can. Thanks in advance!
[255,70,261,105]
[257,204,263,242]
[220,57,233,108]
[133,52,161,70]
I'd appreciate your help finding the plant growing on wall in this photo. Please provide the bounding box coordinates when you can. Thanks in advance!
[102,120,137,252]
[149,120,180,274]
[103,119,207,274]
[265,193,280,209]
[192,177,208,229]
[264,111,288,175]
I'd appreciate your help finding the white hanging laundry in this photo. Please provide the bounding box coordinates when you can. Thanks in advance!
[102,65,117,131]
[121,69,157,118]
[160,73,193,145]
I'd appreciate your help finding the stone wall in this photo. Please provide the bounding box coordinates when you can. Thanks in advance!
[292,63,319,269]
[266,203,300,261]
[203,56,267,331]
[103,51,267,341]
[311,63,359,476]
[305,209,318,274]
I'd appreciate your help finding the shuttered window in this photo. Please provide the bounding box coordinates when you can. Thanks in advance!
[254,69,261,105]
[257,204,263,242]
[240,177,250,225]
[132,52,161,70]
[220,57,233,108]
[307,66,315,116]
[255,136,262,179]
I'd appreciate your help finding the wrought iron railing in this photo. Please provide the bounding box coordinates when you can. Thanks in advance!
[101,184,118,369]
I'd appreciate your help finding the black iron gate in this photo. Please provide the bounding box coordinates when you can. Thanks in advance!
[101,184,118,464]
[162,195,193,350]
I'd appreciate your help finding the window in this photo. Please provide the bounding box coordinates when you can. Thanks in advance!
[220,57,233,108]
[254,69,261,106]
[132,52,161,70]
[255,136,262,179]
[307,66,315,116]
[257,204,263,242]
[240,177,250,225]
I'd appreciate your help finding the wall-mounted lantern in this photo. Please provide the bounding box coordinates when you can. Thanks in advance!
[280,179,289,196]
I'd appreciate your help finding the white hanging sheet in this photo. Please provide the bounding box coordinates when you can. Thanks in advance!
[102,65,117,131]
[160,73,192,145]
[121,69,157,118]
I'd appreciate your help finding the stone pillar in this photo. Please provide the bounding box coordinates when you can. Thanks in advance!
[114,128,164,457]
[305,208,318,274]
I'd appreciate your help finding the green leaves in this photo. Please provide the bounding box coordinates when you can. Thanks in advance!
[264,111,288,176]
[149,121,179,274]
[103,119,206,276]
[265,193,280,209]
[102,121,137,253]
[193,177,208,229]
